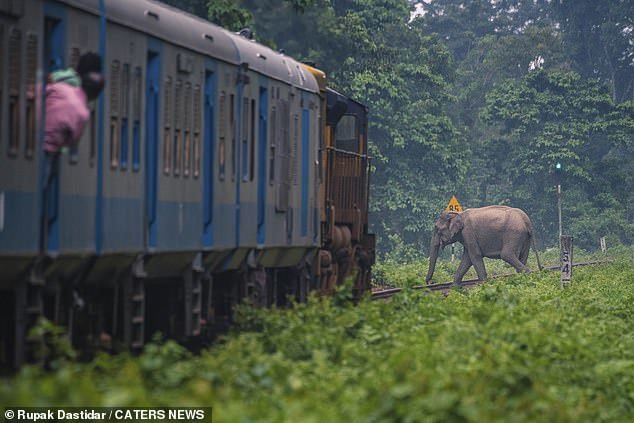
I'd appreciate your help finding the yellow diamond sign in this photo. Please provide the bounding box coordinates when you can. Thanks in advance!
[445,195,463,212]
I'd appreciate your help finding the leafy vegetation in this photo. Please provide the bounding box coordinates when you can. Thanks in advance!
[3,254,634,421]
[373,244,631,288]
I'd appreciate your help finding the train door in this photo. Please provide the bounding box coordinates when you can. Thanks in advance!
[202,68,215,247]
[234,77,242,247]
[145,44,160,249]
[257,86,268,245]
[41,4,67,253]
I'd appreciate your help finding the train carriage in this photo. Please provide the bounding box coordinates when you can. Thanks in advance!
[0,0,373,368]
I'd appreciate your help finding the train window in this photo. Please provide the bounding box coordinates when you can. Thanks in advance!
[269,106,276,185]
[25,33,37,160]
[183,82,192,177]
[335,114,358,153]
[70,46,80,67]
[218,91,226,180]
[110,121,119,168]
[230,94,235,181]
[241,97,249,181]
[120,63,130,170]
[182,129,190,177]
[132,66,142,171]
[8,28,21,158]
[172,132,180,175]
[173,79,182,176]
[193,84,201,178]
[163,76,172,175]
[275,98,291,212]
[110,60,121,168]
[250,98,255,181]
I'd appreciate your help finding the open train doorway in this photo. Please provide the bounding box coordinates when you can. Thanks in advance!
[41,6,67,255]
[144,43,160,249]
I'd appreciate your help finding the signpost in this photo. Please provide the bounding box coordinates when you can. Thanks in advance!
[600,236,607,254]
[445,196,463,261]
[445,196,463,213]
[560,235,573,288]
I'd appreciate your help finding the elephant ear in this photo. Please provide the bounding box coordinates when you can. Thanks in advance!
[448,213,464,238]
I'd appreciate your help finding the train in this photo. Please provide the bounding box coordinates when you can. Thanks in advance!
[0,0,374,368]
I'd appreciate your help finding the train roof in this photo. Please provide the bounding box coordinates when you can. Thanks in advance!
[327,88,367,110]
[60,0,319,93]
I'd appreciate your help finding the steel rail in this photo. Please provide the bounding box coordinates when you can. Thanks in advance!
[370,259,611,300]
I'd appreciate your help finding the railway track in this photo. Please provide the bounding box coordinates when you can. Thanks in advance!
[370,259,611,300]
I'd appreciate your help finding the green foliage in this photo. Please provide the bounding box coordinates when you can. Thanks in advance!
[3,258,634,421]
[480,70,634,248]
[207,0,253,31]
[27,318,77,369]
[160,0,208,19]
[550,0,634,103]
[375,245,628,288]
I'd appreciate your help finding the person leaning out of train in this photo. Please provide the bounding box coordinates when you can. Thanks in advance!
[43,52,104,162]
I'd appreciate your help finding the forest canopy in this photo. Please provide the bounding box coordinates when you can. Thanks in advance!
[165,0,634,259]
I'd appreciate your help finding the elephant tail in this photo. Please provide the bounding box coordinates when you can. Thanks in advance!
[530,231,543,271]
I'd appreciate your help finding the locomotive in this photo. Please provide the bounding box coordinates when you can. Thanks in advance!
[0,0,374,367]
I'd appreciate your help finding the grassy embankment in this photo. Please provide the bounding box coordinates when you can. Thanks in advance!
[1,247,633,422]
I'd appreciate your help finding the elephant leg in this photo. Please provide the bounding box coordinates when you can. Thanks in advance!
[519,241,530,266]
[453,253,472,285]
[501,248,529,273]
[467,249,488,281]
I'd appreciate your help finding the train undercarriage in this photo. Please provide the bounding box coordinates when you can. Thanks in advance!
[0,234,374,369]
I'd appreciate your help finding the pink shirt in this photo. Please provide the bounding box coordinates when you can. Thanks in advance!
[44,82,90,153]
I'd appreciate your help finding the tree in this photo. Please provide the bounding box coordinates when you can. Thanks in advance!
[551,0,634,104]
[481,70,634,247]
[161,0,208,19]
[208,0,253,31]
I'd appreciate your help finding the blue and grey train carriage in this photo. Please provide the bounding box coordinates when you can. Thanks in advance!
[0,0,374,368]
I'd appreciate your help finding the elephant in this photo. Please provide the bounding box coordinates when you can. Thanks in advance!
[425,205,542,284]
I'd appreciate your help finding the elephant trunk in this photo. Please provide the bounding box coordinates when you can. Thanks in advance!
[425,231,440,284]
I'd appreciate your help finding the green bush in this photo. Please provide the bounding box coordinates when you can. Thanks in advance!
[2,253,633,422]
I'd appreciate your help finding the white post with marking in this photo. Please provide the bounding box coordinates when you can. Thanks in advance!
[560,235,573,288]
